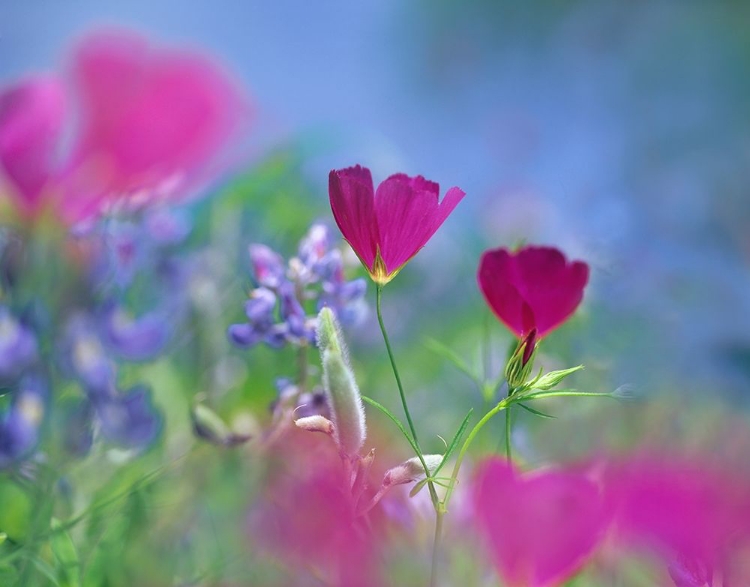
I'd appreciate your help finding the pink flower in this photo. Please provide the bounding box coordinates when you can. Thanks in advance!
[249,461,382,587]
[604,455,750,569]
[0,75,66,217]
[0,28,250,224]
[328,165,465,284]
[473,458,609,587]
[477,245,589,338]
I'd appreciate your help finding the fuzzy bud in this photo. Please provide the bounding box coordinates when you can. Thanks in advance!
[382,454,443,487]
[316,307,345,358]
[294,415,335,435]
[322,348,366,455]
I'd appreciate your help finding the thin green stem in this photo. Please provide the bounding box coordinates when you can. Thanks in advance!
[374,285,439,507]
[442,398,510,508]
[505,405,512,461]
[429,506,445,587]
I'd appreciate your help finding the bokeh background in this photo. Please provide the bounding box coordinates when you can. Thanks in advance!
[2,2,750,584]
[5,0,749,400]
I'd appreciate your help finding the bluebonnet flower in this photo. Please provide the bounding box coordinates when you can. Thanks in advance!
[99,302,171,362]
[92,384,162,449]
[0,306,37,381]
[228,223,367,351]
[0,374,47,468]
[60,313,116,396]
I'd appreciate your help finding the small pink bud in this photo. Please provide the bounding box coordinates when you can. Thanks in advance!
[294,415,335,436]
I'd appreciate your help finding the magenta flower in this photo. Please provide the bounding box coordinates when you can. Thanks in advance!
[478,245,589,338]
[473,458,609,587]
[328,165,465,284]
[0,28,250,223]
[0,75,66,217]
[604,455,750,571]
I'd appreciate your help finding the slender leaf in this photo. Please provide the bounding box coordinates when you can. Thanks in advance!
[409,478,429,498]
[362,396,420,457]
[517,402,556,419]
[434,409,473,476]
[423,338,478,383]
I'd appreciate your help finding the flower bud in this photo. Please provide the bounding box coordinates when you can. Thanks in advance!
[505,331,538,390]
[531,365,583,391]
[321,349,365,456]
[294,415,335,436]
[382,454,443,487]
[191,403,251,447]
[316,307,345,358]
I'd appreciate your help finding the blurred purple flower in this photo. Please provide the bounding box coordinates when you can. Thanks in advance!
[60,399,94,457]
[0,375,47,468]
[0,305,37,380]
[93,384,162,449]
[60,314,116,395]
[99,302,171,361]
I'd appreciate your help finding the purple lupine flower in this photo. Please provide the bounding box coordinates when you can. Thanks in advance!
[61,314,116,395]
[93,384,162,449]
[99,302,171,362]
[320,277,368,327]
[0,374,47,468]
[249,244,286,289]
[228,288,279,348]
[0,306,37,380]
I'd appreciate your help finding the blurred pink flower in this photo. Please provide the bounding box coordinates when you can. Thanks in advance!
[0,75,66,217]
[249,461,382,587]
[604,454,750,580]
[473,457,609,587]
[328,165,465,285]
[0,28,250,223]
[477,245,589,338]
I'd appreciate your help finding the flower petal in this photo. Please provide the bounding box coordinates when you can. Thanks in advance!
[374,174,464,273]
[328,165,378,270]
[0,75,66,214]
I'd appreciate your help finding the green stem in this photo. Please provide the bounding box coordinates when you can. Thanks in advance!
[429,506,445,587]
[505,405,512,461]
[374,285,439,507]
[442,398,510,508]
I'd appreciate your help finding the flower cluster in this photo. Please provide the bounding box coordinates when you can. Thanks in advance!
[228,223,367,350]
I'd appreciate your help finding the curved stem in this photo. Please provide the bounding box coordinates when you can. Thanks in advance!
[442,397,510,508]
[375,285,439,507]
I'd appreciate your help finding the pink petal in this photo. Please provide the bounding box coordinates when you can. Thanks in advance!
[474,458,608,587]
[605,456,750,562]
[61,28,250,219]
[328,166,379,270]
[374,174,464,273]
[0,75,65,214]
[478,245,589,338]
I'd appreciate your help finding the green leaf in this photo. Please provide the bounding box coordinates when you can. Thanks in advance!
[409,478,429,498]
[433,409,473,476]
[51,518,80,587]
[517,402,556,419]
[362,396,420,457]
[31,555,61,586]
[423,338,478,384]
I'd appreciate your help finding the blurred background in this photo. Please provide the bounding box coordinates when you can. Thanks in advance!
[5,0,749,400]
[2,1,750,584]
